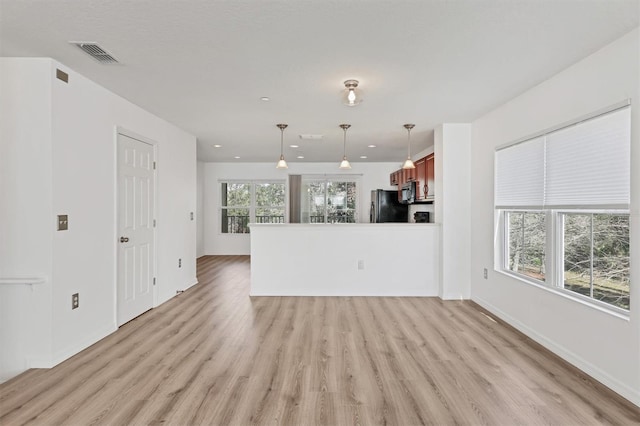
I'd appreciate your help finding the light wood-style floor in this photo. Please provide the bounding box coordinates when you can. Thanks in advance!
[1,255,639,425]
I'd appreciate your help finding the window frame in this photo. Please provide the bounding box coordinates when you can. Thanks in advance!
[555,209,630,314]
[220,181,252,234]
[494,101,631,316]
[219,179,287,234]
[300,174,361,224]
[254,182,287,224]
[502,209,549,286]
[498,208,630,316]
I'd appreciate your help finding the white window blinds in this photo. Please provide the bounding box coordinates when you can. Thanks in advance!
[495,136,545,208]
[545,108,630,208]
[495,105,630,209]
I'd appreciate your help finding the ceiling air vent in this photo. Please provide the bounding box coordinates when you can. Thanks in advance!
[71,42,119,64]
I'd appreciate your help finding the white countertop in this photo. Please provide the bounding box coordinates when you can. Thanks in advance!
[249,222,440,227]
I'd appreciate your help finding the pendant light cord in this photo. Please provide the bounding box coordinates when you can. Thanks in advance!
[343,128,347,158]
[339,124,351,159]
[280,128,284,157]
[404,123,415,159]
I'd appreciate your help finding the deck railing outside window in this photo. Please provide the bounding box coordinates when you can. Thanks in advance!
[225,215,285,233]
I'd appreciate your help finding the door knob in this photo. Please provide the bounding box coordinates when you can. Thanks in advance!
[120,237,129,243]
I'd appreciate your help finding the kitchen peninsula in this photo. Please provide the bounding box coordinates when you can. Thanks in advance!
[250,223,440,296]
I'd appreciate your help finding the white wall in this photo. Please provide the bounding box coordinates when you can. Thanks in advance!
[413,145,434,161]
[251,224,440,296]
[435,124,471,300]
[470,28,640,406]
[203,162,401,255]
[0,58,197,381]
[0,58,54,380]
[196,161,205,258]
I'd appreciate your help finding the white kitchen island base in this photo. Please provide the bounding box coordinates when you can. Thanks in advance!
[250,223,440,296]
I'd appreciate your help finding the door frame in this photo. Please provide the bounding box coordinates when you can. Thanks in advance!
[114,126,158,324]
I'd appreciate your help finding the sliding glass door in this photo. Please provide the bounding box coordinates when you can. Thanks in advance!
[300,176,359,223]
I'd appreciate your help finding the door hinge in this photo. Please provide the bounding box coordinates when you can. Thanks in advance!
[153,219,156,227]
[153,161,156,170]
[153,277,156,286]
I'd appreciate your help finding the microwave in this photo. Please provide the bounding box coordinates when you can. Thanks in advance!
[401,180,416,204]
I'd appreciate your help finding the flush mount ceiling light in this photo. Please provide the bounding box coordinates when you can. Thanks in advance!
[276,123,288,169]
[339,124,352,169]
[343,79,363,107]
[402,124,416,169]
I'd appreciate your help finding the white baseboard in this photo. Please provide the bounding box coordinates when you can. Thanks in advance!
[28,322,117,369]
[473,296,640,408]
[184,279,198,290]
[440,293,468,300]
[22,281,199,377]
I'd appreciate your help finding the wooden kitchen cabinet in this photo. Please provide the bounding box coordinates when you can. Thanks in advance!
[389,170,400,186]
[407,154,435,200]
[402,167,417,183]
[390,154,434,200]
[425,154,435,199]
[415,157,426,200]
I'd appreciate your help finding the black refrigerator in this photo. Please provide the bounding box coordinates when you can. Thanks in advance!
[370,190,408,223]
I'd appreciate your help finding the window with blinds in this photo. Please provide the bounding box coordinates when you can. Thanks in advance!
[495,106,630,209]
[494,103,631,313]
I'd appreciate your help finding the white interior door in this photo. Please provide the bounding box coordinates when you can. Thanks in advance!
[117,133,155,326]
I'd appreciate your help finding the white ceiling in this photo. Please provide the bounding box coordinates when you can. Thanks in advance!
[1,1,638,164]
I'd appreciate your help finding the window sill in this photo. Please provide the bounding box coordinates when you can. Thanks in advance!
[495,269,630,321]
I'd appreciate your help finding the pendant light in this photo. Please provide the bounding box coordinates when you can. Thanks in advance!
[402,123,416,169]
[339,124,352,169]
[276,123,288,169]
[343,80,362,107]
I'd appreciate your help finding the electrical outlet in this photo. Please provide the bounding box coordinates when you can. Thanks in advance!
[72,293,79,309]
[57,214,68,231]
[178,258,182,268]
[483,268,488,279]
[358,260,365,270]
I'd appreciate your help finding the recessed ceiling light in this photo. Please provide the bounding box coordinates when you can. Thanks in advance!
[213,144,222,148]
[367,144,376,148]
[297,155,305,159]
[234,156,241,159]
[360,156,368,159]
[289,144,299,148]
[299,134,323,140]
[260,97,270,101]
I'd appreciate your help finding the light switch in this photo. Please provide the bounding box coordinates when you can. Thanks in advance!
[57,215,68,231]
